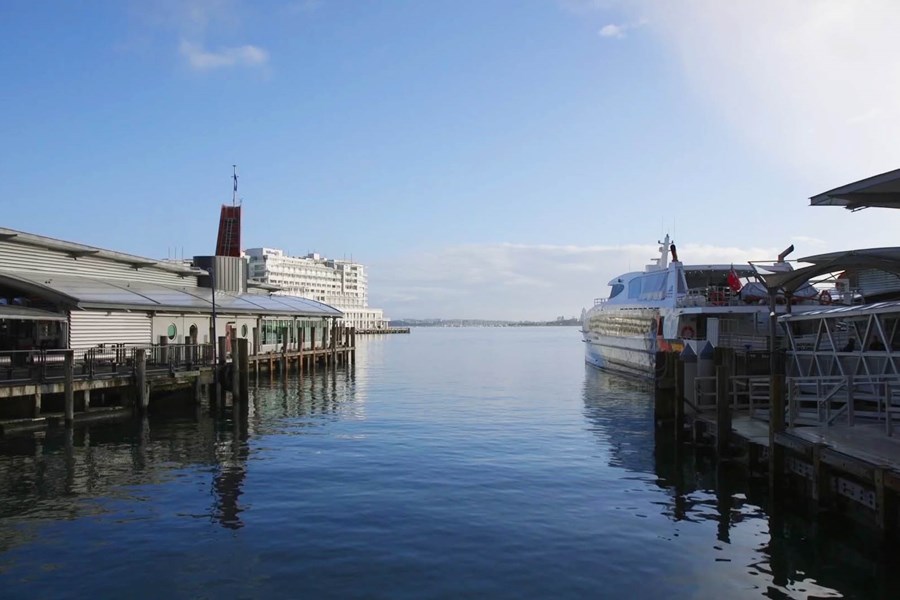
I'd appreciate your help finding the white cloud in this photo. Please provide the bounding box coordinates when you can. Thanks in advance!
[599,23,625,38]
[371,241,784,321]
[131,0,269,71]
[179,40,268,69]
[614,0,900,183]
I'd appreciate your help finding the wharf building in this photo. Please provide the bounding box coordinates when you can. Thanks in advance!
[0,227,342,357]
[245,247,388,331]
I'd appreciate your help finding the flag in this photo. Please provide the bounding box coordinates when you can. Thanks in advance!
[727,266,742,293]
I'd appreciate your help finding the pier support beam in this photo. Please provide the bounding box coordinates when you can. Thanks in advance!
[64,350,75,424]
[135,348,149,413]
[33,386,42,418]
[237,338,250,401]
[231,328,240,401]
[715,348,734,458]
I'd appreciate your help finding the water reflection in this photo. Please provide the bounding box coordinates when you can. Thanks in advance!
[0,367,357,540]
[582,365,900,599]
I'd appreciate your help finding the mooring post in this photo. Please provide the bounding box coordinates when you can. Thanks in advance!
[135,348,148,413]
[238,338,250,401]
[33,386,42,418]
[159,335,169,366]
[715,352,732,458]
[811,443,830,510]
[351,326,356,366]
[83,388,91,412]
[322,323,329,367]
[231,328,240,402]
[64,350,75,424]
[299,328,306,375]
[768,373,786,493]
[674,353,685,442]
[653,352,676,424]
[281,327,289,374]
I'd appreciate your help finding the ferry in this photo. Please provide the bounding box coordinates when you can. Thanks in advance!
[581,237,824,379]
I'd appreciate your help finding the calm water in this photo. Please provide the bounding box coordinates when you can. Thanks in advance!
[0,327,897,599]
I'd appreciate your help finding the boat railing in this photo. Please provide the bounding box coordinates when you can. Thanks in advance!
[677,286,741,308]
[717,333,770,352]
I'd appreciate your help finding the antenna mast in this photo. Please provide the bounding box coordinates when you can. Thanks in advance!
[232,164,239,207]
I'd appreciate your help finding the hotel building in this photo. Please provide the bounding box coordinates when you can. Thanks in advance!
[245,248,388,330]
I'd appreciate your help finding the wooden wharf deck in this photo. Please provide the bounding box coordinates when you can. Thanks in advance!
[0,326,357,436]
[655,349,900,536]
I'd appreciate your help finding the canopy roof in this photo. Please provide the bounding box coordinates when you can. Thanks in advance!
[781,300,900,322]
[0,270,342,317]
[761,247,900,292]
[0,304,67,322]
[810,168,900,211]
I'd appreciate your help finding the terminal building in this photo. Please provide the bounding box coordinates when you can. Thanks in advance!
[245,247,388,330]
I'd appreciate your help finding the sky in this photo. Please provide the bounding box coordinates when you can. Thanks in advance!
[4,0,900,321]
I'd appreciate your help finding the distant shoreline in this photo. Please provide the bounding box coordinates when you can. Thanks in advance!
[389,319,581,328]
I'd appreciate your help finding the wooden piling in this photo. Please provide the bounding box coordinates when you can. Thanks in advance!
[769,373,786,492]
[135,348,148,413]
[33,386,42,418]
[238,338,250,401]
[299,328,305,375]
[715,348,734,458]
[64,350,75,423]
[231,328,240,402]
[674,354,685,442]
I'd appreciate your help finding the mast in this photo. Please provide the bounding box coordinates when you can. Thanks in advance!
[232,164,239,207]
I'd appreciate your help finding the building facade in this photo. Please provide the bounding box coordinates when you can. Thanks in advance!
[245,248,388,330]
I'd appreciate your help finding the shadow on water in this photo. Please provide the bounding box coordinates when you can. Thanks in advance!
[582,365,900,599]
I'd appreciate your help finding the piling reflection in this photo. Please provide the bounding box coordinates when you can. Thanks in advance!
[0,367,357,540]
[583,365,900,599]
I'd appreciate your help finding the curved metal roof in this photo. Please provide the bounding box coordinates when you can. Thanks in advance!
[810,168,900,211]
[761,248,900,292]
[0,270,342,317]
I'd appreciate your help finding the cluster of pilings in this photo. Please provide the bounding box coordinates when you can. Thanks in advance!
[653,347,900,537]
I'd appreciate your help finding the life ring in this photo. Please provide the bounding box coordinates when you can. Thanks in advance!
[819,290,833,305]
[681,325,695,339]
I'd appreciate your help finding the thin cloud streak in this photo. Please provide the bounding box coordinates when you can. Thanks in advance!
[179,41,268,69]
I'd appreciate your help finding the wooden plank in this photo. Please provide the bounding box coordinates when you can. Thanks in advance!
[821,448,876,483]
[774,431,814,457]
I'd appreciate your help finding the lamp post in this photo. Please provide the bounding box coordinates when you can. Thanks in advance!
[209,266,217,368]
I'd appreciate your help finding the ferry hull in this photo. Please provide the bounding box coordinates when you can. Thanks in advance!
[583,333,657,379]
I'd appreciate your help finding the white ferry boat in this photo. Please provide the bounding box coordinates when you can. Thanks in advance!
[581,237,823,379]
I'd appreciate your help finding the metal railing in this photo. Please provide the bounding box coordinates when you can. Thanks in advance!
[694,375,771,419]
[1,343,215,385]
[787,374,900,435]
[0,349,71,383]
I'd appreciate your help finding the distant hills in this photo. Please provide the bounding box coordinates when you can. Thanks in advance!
[389,317,580,327]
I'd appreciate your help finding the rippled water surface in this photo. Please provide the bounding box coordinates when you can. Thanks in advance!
[0,327,897,598]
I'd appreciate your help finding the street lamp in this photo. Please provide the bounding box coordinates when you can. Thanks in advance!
[208,266,218,367]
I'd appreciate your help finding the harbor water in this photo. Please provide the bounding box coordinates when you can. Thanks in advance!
[0,327,898,598]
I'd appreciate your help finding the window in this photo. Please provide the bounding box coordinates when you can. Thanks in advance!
[167,323,177,340]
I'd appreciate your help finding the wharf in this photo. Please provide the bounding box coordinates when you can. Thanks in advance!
[0,326,356,436]
[655,350,900,536]
[356,327,410,334]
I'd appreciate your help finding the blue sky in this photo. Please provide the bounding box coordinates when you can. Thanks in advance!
[4,0,900,320]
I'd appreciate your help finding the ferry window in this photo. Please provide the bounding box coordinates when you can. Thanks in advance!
[640,273,666,299]
[241,324,248,337]
[167,323,177,340]
[628,278,641,299]
[609,284,624,299]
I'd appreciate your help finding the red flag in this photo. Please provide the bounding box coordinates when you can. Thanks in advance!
[727,267,742,293]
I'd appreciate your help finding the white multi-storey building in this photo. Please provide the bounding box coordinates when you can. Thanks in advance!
[245,248,388,330]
